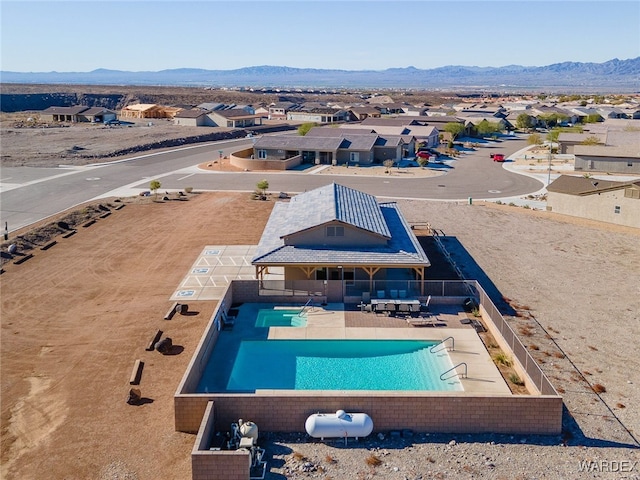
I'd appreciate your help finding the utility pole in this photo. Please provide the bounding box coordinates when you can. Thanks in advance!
[547,140,553,186]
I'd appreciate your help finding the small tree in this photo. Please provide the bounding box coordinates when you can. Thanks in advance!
[476,120,501,137]
[443,122,465,140]
[516,113,533,130]
[256,179,269,196]
[149,179,161,199]
[416,156,429,169]
[298,122,317,136]
[528,133,543,146]
[383,159,394,173]
[581,135,601,146]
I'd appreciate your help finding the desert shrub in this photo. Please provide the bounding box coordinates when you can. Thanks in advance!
[493,352,512,367]
[292,451,306,461]
[184,186,193,193]
[365,454,382,467]
[592,383,606,394]
[509,373,525,386]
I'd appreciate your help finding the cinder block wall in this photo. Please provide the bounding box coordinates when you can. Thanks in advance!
[191,401,251,480]
[176,393,562,435]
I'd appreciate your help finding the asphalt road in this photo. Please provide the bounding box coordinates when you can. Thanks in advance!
[0,135,542,233]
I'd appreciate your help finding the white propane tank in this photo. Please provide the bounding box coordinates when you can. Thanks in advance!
[305,410,374,439]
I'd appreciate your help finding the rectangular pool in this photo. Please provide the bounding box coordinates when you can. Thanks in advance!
[255,308,307,327]
[196,339,463,392]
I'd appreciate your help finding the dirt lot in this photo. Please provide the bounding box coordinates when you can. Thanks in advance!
[2,190,639,479]
[0,115,240,167]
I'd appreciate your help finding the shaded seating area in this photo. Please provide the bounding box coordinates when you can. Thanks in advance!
[370,298,421,317]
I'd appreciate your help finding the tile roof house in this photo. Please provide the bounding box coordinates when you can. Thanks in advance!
[252,183,430,294]
[547,175,640,228]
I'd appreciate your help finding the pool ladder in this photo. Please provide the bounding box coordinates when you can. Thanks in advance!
[440,362,467,381]
[430,336,454,353]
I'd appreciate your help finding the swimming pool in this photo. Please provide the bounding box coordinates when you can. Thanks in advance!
[255,309,307,327]
[196,339,462,392]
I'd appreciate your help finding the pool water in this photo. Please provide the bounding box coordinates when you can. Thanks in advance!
[255,309,307,327]
[197,339,463,392]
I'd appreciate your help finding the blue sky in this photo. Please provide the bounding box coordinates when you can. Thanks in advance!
[1,1,638,72]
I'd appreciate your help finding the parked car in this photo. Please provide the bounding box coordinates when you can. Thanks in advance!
[492,153,505,162]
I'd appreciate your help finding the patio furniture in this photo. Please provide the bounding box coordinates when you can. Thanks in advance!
[399,290,407,299]
[390,289,398,299]
[397,303,411,317]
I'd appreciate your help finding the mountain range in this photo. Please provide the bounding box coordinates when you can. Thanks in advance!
[2,57,639,92]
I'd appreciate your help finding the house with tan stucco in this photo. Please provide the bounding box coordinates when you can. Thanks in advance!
[547,175,640,228]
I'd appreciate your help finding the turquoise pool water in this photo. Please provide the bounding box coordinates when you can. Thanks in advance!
[196,339,462,392]
[255,309,307,327]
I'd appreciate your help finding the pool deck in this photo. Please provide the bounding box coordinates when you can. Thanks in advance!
[240,303,511,395]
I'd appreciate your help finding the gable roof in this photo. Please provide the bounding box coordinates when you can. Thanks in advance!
[42,106,90,115]
[252,183,430,266]
[281,183,390,238]
[547,175,640,195]
[174,109,207,118]
[254,135,343,151]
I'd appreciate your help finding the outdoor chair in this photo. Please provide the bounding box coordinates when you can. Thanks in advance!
[398,290,407,299]
[386,303,397,316]
[374,303,386,315]
[397,303,411,317]
[420,295,432,313]
[390,289,398,299]
[376,290,385,299]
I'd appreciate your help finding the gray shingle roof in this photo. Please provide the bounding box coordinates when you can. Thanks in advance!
[254,135,343,151]
[252,184,430,267]
[547,175,640,195]
[42,106,90,115]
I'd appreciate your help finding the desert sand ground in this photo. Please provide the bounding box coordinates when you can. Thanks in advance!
[1,187,639,479]
[3,92,640,477]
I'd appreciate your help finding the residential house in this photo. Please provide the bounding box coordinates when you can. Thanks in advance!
[569,127,640,173]
[348,106,382,121]
[557,132,606,154]
[251,183,431,294]
[286,104,349,124]
[547,175,640,228]
[268,102,298,120]
[207,108,263,128]
[306,126,416,161]
[40,105,118,123]
[173,109,209,127]
[252,133,375,166]
[574,144,640,174]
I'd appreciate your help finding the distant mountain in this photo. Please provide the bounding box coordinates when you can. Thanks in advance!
[2,58,639,91]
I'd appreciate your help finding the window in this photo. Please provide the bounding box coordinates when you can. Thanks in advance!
[257,149,267,159]
[343,269,355,286]
[614,205,621,214]
[624,188,640,199]
[326,225,344,237]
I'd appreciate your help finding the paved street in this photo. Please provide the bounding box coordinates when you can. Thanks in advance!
[0,135,542,232]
